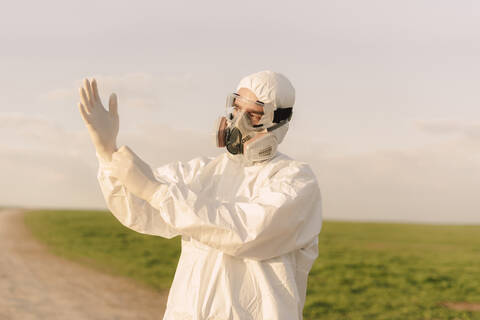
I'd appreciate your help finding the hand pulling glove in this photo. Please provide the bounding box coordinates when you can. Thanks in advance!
[111,145,161,202]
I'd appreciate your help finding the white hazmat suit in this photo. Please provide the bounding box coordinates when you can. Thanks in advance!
[95,71,322,320]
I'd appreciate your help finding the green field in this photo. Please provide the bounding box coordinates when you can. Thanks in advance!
[24,209,480,320]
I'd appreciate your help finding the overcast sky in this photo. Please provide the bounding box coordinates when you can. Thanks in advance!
[1,0,479,223]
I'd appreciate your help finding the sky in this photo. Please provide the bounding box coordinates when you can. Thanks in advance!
[1,0,479,223]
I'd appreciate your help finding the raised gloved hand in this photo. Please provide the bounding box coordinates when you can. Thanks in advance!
[111,145,161,202]
[78,78,119,162]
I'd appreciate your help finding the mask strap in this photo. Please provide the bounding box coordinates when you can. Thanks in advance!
[273,107,293,123]
[266,120,288,132]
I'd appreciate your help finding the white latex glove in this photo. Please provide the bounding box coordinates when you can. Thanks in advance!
[78,78,119,162]
[111,146,161,202]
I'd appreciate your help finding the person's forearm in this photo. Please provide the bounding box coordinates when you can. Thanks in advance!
[97,155,179,238]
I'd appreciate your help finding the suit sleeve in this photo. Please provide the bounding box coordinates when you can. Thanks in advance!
[96,153,180,238]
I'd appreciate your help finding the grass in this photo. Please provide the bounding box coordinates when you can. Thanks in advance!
[305,222,480,320]
[24,209,480,320]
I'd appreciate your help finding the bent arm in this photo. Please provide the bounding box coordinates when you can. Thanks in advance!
[96,154,179,239]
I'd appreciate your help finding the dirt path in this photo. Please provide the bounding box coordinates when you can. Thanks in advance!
[0,209,169,320]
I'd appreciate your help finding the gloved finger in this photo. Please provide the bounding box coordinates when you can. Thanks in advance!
[79,87,92,113]
[111,149,132,174]
[109,93,118,117]
[117,145,135,160]
[113,146,127,158]
[117,145,129,155]
[78,102,91,123]
[91,78,101,104]
[84,78,94,106]
[111,151,121,165]
[110,156,124,178]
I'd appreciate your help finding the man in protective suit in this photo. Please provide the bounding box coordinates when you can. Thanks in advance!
[78,70,322,320]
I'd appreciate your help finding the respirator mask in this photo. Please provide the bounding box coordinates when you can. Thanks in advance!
[215,93,292,163]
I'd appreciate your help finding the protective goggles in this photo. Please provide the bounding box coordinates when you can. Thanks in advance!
[225,93,269,130]
[225,93,293,130]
